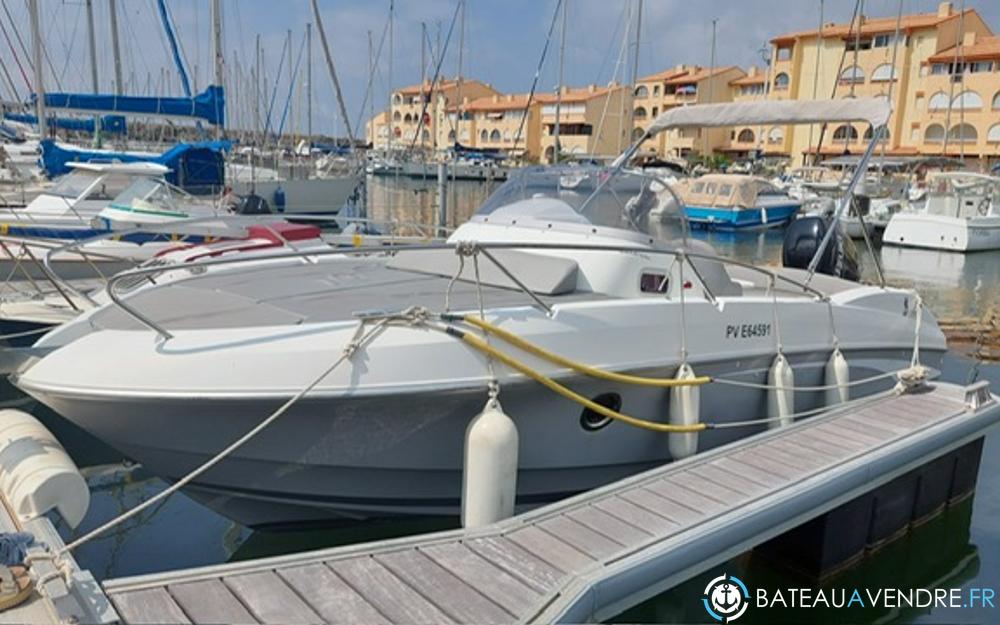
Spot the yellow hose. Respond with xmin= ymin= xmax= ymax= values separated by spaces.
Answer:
xmin=449 ymin=314 xmax=711 ymax=388
xmin=447 ymin=326 xmax=709 ymax=433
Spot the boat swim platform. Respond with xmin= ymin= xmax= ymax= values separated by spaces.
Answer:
xmin=93 ymin=380 xmax=1000 ymax=625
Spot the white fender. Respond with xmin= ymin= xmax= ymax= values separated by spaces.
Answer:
xmin=462 ymin=398 xmax=518 ymax=528
xmin=768 ymin=354 xmax=795 ymax=429
xmin=668 ymin=363 xmax=700 ymax=461
xmin=0 ymin=409 xmax=89 ymax=528
xmin=824 ymin=348 xmax=850 ymax=406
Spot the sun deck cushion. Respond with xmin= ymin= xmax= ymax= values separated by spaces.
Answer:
xmin=386 ymin=248 xmax=579 ymax=295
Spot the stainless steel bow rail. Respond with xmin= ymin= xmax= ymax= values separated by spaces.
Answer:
xmin=9 ymin=379 xmax=985 ymax=625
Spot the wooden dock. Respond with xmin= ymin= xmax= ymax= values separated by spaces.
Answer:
xmin=96 ymin=380 xmax=1000 ymax=624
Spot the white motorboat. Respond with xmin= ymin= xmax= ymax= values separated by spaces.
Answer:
xmin=12 ymin=98 xmax=946 ymax=527
xmin=883 ymin=172 xmax=1000 ymax=252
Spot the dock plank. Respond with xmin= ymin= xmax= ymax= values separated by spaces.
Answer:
xmin=506 ymin=525 xmax=596 ymax=573
xmin=619 ymin=486 xmax=704 ymax=525
xmin=168 ymin=579 xmax=256 ymax=624
xmin=465 ymin=536 xmax=564 ymax=592
xmin=278 ymin=563 xmax=390 ymax=624
xmin=689 ymin=463 xmax=770 ymax=496
xmin=646 ymin=477 xmax=729 ymax=513
xmin=591 ymin=496 xmax=681 ymax=535
xmin=111 ymin=588 xmax=190 ymax=625
xmin=420 ymin=542 xmax=539 ymax=617
xmin=537 ymin=515 xmax=625 ymax=559
xmin=376 ymin=549 xmax=512 ymax=624
xmin=332 ymin=556 xmax=455 ymax=624
xmin=565 ymin=505 xmax=653 ymax=545
xmin=223 ymin=571 xmax=321 ymax=625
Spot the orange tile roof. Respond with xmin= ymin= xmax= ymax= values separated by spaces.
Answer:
xmin=536 ymin=85 xmax=619 ymax=104
xmin=771 ymin=9 xmax=976 ymax=43
xmin=730 ymin=74 xmax=766 ymax=86
xmin=396 ymin=78 xmax=468 ymax=96
xmin=453 ymin=94 xmax=537 ymax=112
xmin=929 ymin=36 xmax=1000 ymax=62
xmin=637 ymin=68 xmax=691 ymax=83
xmin=662 ymin=66 xmax=742 ymax=85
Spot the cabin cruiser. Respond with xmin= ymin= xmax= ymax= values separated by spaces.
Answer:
xmin=677 ymin=173 xmax=801 ymax=229
xmin=11 ymin=99 xmax=946 ymax=527
xmin=882 ymin=172 xmax=1000 ymax=252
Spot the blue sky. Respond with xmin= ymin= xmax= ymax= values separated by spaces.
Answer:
xmin=17 ymin=0 xmax=1000 ymax=136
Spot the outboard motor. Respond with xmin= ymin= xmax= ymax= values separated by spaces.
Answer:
xmin=236 ymin=193 xmax=272 ymax=215
xmin=782 ymin=216 xmax=859 ymax=281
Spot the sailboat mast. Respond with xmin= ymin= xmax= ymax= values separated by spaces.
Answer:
xmin=212 ymin=0 xmax=223 ymax=137
xmin=108 ymin=0 xmax=124 ymax=93
xmin=309 ymin=0 xmax=355 ymax=146
xmin=705 ymin=17 xmax=716 ymax=156
xmin=388 ymin=0 xmax=394 ymax=154
xmin=553 ymin=0 xmax=567 ymax=163
xmin=27 ymin=0 xmax=46 ymax=137
xmin=627 ymin=0 xmax=642 ymax=137
xmin=85 ymin=0 xmax=101 ymax=143
xmin=307 ymin=23 xmax=313 ymax=141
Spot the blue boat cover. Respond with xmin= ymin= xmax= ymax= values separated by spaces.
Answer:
xmin=40 ymin=139 xmax=232 ymax=194
xmin=36 ymin=85 xmax=225 ymax=127
xmin=4 ymin=112 xmax=127 ymax=134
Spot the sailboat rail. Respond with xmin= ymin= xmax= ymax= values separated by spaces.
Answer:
xmin=102 ymin=238 xmax=831 ymax=341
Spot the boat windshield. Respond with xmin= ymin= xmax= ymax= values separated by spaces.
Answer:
xmin=475 ymin=166 xmax=668 ymax=235
xmin=48 ymin=170 xmax=99 ymax=199
xmin=111 ymin=177 xmax=180 ymax=211
xmin=929 ymin=174 xmax=1000 ymax=198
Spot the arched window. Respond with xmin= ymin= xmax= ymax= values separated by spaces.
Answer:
xmin=863 ymin=126 xmax=890 ymax=141
xmin=948 ymin=123 xmax=978 ymax=143
xmin=871 ymin=64 xmax=897 ymax=82
xmin=392 ymin=111 xmax=401 ymax=122
xmin=839 ymin=65 xmax=865 ymax=84
xmin=634 ymin=85 xmax=649 ymax=98
xmin=994 ymin=91 xmax=1000 ymax=109
xmin=490 ymin=129 xmax=501 ymax=142
xmin=631 ymin=127 xmax=645 ymax=141
xmin=988 ymin=124 xmax=1000 ymax=143
xmin=767 ymin=127 xmax=784 ymax=144
xmin=544 ymin=146 xmax=555 ymax=162
xmin=952 ymin=90 xmax=983 ymax=110
xmin=928 ymin=91 xmax=950 ymax=110
xmin=634 ymin=106 xmax=647 ymax=120
xmin=403 ymin=113 xmax=413 ymax=123
xmin=923 ymin=124 xmax=945 ymax=143
xmin=773 ymin=72 xmax=790 ymax=90
xmin=832 ymin=124 xmax=859 ymax=143
xmin=480 ymin=129 xmax=488 ymax=142
xmin=421 ymin=129 xmax=430 ymax=141
xmin=737 ymin=128 xmax=755 ymax=143
xmin=392 ymin=93 xmax=402 ymax=104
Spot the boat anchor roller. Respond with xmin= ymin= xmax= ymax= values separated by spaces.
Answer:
xmin=462 ymin=396 xmax=518 ymax=528
xmin=825 ymin=348 xmax=850 ymax=406
xmin=0 ymin=410 xmax=89 ymax=528
xmin=668 ymin=363 xmax=700 ymax=460
xmin=767 ymin=354 xmax=795 ymax=429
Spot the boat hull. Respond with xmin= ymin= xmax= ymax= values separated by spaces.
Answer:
xmin=685 ymin=203 xmax=800 ymax=230
xmin=883 ymin=213 xmax=1000 ymax=252
xmin=19 ymin=346 xmax=941 ymax=527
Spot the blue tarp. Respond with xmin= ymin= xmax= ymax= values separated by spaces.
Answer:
xmin=4 ymin=112 xmax=127 ymax=134
xmin=39 ymin=139 xmax=232 ymax=194
xmin=36 ymin=85 xmax=225 ymax=127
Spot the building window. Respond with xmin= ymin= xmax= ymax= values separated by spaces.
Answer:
xmin=737 ymin=128 xmax=755 ymax=143
xmin=928 ymin=91 xmax=950 ymax=110
xmin=448 ymin=129 xmax=456 ymax=141
xmin=873 ymin=33 xmax=899 ymax=48
xmin=988 ymin=124 xmax=1000 ymax=143
xmin=776 ymin=46 xmax=792 ymax=61
xmin=923 ymin=124 xmax=945 ymax=143
xmin=871 ymin=64 xmax=897 ymax=82
xmin=839 ymin=65 xmax=865 ymax=84
xmin=632 ymin=127 xmax=645 ymax=141
xmin=392 ymin=93 xmax=402 ymax=104
xmin=846 ymin=37 xmax=872 ymax=52
xmin=480 ymin=129 xmax=488 ymax=142
xmin=634 ymin=106 xmax=647 ymax=120
xmin=652 ymin=106 xmax=659 ymax=116
xmin=653 ymin=85 xmax=661 ymax=96
xmin=948 ymin=123 xmax=978 ymax=143
xmin=952 ymin=90 xmax=983 ymax=110
xmin=863 ymin=126 xmax=889 ymax=142
xmin=930 ymin=63 xmax=948 ymax=75
xmin=832 ymin=124 xmax=859 ymax=143
xmin=392 ymin=111 xmax=401 ymax=122
xmin=773 ymin=72 xmax=790 ymax=91
xmin=767 ymin=127 xmax=784 ymax=144
xmin=994 ymin=91 xmax=1000 ymax=109
xmin=490 ymin=129 xmax=501 ymax=142
xmin=634 ymin=85 xmax=649 ymax=98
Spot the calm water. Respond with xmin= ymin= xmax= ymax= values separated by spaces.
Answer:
xmin=23 ymin=176 xmax=1000 ymax=623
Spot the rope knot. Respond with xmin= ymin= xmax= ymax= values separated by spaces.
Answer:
xmin=455 ymin=241 xmax=479 ymax=257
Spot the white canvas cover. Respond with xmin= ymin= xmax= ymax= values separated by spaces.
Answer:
xmin=646 ymin=98 xmax=892 ymax=136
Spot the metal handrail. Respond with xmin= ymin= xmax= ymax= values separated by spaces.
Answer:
xmin=103 ymin=239 xmax=833 ymax=341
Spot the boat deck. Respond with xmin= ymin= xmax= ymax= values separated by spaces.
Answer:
xmin=99 ymin=380 xmax=1000 ymax=624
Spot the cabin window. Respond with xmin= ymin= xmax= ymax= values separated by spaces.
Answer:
xmin=84 ymin=173 xmax=132 ymax=201
xmin=717 ymin=184 xmax=734 ymax=197
xmin=692 ymin=182 xmax=705 ymax=193
xmin=704 ymin=183 xmax=717 ymax=195
xmin=640 ymin=272 xmax=668 ymax=294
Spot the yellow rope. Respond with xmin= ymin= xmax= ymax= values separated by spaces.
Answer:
xmin=451 ymin=314 xmax=711 ymax=388
xmin=447 ymin=326 xmax=708 ymax=433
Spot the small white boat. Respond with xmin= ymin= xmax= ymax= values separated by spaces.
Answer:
xmin=883 ymin=172 xmax=1000 ymax=252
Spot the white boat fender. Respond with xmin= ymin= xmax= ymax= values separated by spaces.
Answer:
xmin=461 ymin=398 xmax=518 ymax=528
xmin=824 ymin=348 xmax=850 ymax=406
xmin=668 ymin=363 xmax=700 ymax=461
xmin=768 ymin=354 xmax=795 ymax=429
xmin=0 ymin=410 xmax=89 ymax=529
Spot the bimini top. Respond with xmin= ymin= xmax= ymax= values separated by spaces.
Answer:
xmin=676 ymin=174 xmax=785 ymax=209
xmin=645 ymin=98 xmax=892 ymax=135
xmin=66 ymin=161 xmax=171 ymax=176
